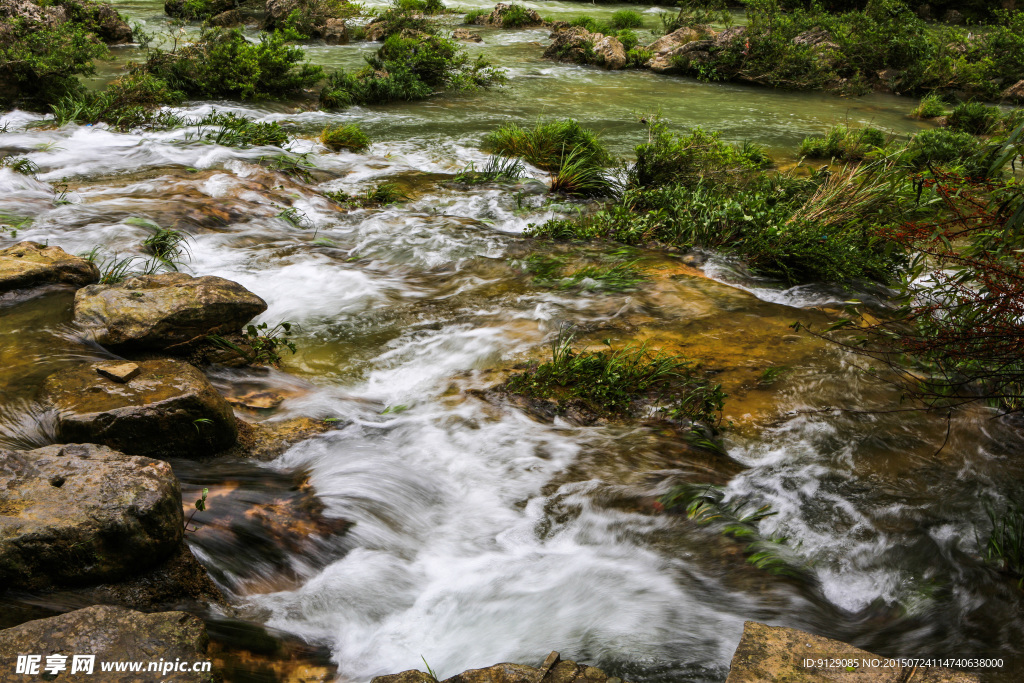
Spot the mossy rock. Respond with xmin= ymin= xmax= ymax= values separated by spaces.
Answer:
xmin=73 ymin=272 xmax=267 ymax=352
xmin=0 ymin=443 xmax=183 ymax=590
xmin=0 ymin=242 xmax=100 ymax=294
xmin=41 ymin=359 xmax=238 ymax=458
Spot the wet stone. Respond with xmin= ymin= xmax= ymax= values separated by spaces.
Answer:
xmin=0 ymin=242 xmax=99 ymax=294
xmin=95 ymin=361 xmax=140 ymax=383
xmin=0 ymin=605 xmax=213 ymax=682
xmin=73 ymin=272 xmax=267 ymax=353
xmin=0 ymin=444 xmax=183 ymax=590
xmin=42 ymin=359 xmax=238 ymax=459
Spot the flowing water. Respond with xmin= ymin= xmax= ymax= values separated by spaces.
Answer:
xmin=2 ymin=2 xmax=1023 ymax=681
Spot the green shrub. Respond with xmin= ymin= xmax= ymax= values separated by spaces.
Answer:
xmin=626 ymin=46 xmax=652 ymax=68
xmin=0 ymin=17 xmax=109 ymax=110
xmin=320 ymin=123 xmax=370 ymax=151
xmin=482 ymin=118 xmax=611 ymax=172
xmin=616 ymin=29 xmax=639 ymax=52
xmin=143 ymin=28 xmax=324 ymax=100
xmin=908 ymin=128 xmax=982 ymax=167
xmin=610 ymin=9 xmax=644 ymax=29
xmin=947 ymin=101 xmax=1001 ymax=135
xmin=324 ymin=181 xmax=406 ymax=207
xmin=368 ymin=8 xmax=432 ymax=38
xmin=630 ymin=121 xmax=770 ymax=190
xmin=392 ymin=0 xmax=445 ymax=14
xmin=463 ymin=9 xmax=486 ymax=23
xmin=320 ymin=32 xmax=503 ymax=109
xmin=911 ymin=93 xmax=947 ymax=119
xmin=51 ymin=72 xmax=185 ymax=128
xmin=569 ymin=15 xmax=612 ymax=35
xmin=799 ymin=125 xmax=888 ymax=161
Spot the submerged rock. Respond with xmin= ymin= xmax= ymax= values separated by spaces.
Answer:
xmin=453 ymin=27 xmax=483 ymax=42
xmin=0 ymin=444 xmax=182 ymax=590
xmin=373 ymin=652 xmax=632 ymax=683
xmin=0 ymin=242 xmax=99 ymax=294
xmin=73 ymin=272 xmax=267 ymax=352
xmin=726 ymin=621 xmax=980 ymax=682
xmin=42 ymin=359 xmax=238 ymax=458
xmin=0 ymin=605 xmax=214 ymax=682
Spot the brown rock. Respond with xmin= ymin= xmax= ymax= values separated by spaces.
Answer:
xmin=0 ymin=242 xmax=99 ymax=294
xmin=453 ymin=27 xmax=482 ymax=42
xmin=95 ymin=361 xmax=141 ymax=383
xmin=73 ymin=272 xmax=267 ymax=352
xmin=472 ymin=2 xmax=543 ymax=28
xmin=592 ymin=34 xmax=626 ymax=70
xmin=373 ymin=656 xmax=631 ymax=683
xmin=645 ymin=26 xmax=702 ymax=56
xmin=208 ymin=8 xmax=243 ymax=25
xmin=1002 ymin=79 xmax=1024 ymax=103
xmin=323 ymin=17 xmax=347 ymax=44
xmin=725 ymin=621 xmax=980 ymax=683
xmin=42 ymin=358 xmax=238 ymax=458
xmin=0 ymin=606 xmax=214 ymax=682
xmin=0 ymin=443 xmax=183 ymax=590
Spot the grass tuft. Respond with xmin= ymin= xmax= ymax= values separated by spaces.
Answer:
xmin=320 ymin=123 xmax=371 ymax=152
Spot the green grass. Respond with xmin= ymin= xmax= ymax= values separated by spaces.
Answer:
xmin=947 ymin=101 xmax=1001 ymax=135
xmin=320 ymin=123 xmax=370 ymax=152
xmin=496 ymin=4 xmax=536 ymax=28
xmin=984 ymin=499 xmax=1024 ymax=588
xmin=549 ymin=145 xmax=617 ymax=197
xmin=464 ymin=9 xmax=486 ymax=23
xmin=189 ymin=111 xmax=289 ymax=147
xmin=453 ymin=155 xmax=525 ymax=184
xmin=482 ymin=118 xmax=611 ymax=172
xmin=610 ymin=9 xmax=644 ymax=29
xmin=504 ymin=326 xmax=724 ymax=423
xmin=518 ymin=253 xmax=646 ymax=292
xmin=910 ymin=93 xmax=947 ymax=119
xmin=0 ymin=156 xmax=39 ymax=177
xmin=128 ymin=217 xmax=192 ymax=270
xmin=324 ymin=182 xmax=406 ymax=208
xmin=799 ymin=125 xmax=889 ymax=161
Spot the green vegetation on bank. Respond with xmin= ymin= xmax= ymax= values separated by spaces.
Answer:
xmin=665 ymin=0 xmax=1024 ymax=100
xmin=503 ymin=326 xmax=725 ymax=425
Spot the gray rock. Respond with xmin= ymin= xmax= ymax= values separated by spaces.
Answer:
xmin=0 ymin=444 xmax=182 ymax=590
xmin=592 ymin=34 xmax=626 ymax=70
xmin=0 ymin=242 xmax=99 ymax=294
xmin=0 ymin=605 xmax=214 ymax=682
xmin=73 ymin=272 xmax=267 ymax=352
xmin=372 ymin=654 xmax=631 ymax=683
xmin=42 ymin=359 xmax=238 ymax=458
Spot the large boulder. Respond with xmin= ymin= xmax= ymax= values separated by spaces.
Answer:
xmin=725 ymin=621 xmax=980 ymax=683
xmin=0 ymin=443 xmax=182 ymax=590
xmin=41 ymin=359 xmax=238 ymax=458
xmin=73 ymin=272 xmax=267 ymax=352
xmin=0 ymin=242 xmax=99 ymax=294
xmin=544 ymin=26 xmax=626 ymax=70
xmin=0 ymin=605 xmax=214 ymax=682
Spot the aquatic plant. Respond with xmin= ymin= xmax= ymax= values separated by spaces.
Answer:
xmin=657 ymin=483 xmax=810 ymax=579
xmin=549 ymin=145 xmax=617 ymax=197
xmin=463 ymin=9 xmax=486 ymax=24
xmin=184 ymin=487 xmax=208 ymax=533
xmin=190 ymin=111 xmax=290 ymax=148
xmin=984 ymin=499 xmax=1024 ymax=588
xmin=504 ymin=325 xmax=724 ymax=424
xmin=0 ymin=156 xmax=39 ymax=177
xmin=947 ymin=102 xmax=1001 ymax=136
xmin=143 ymin=28 xmax=324 ymax=100
xmin=259 ymin=152 xmax=317 ymax=183
xmin=482 ymin=118 xmax=611 ymax=172
xmin=51 ymin=72 xmax=185 ymax=129
xmin=453 ymin=155 xmax=525 ymax=184
xmin=324 ymin=182 xmax=406 ymax=208
xmin=128 ymin=217 xmax=192 ymax=270
xmin=81 ymin=248 xmax=171 ymax=284
xmin=243 ymin=321 xmax=299 ymax=366
xmin=320 ymin=123 xmax=371 ymax=152
xmin=518 ymin=253 xmax=646 ymax=292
